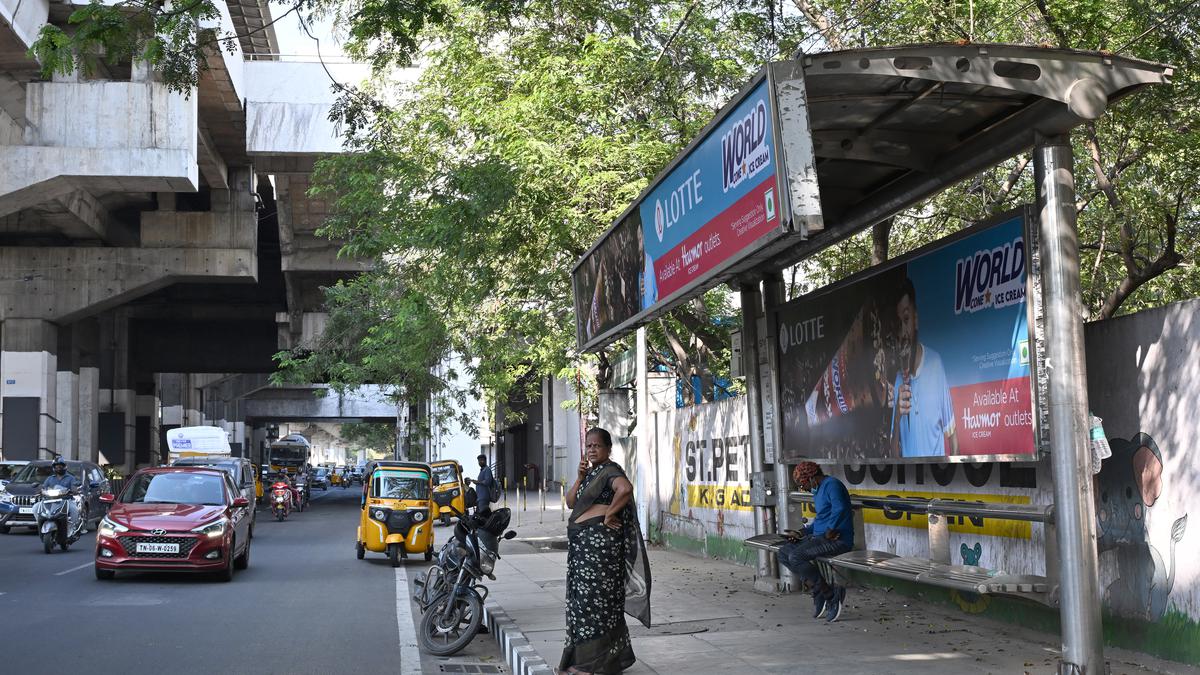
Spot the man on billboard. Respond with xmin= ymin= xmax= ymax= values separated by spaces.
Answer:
xmin=889 ymin=278 xmax=959 ymax=457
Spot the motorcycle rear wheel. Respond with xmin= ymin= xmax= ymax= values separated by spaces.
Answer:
xmin=418 ymin=592 xmax=482 ymax=656
xmin=42 ymin=532 xmax=54 ymax=554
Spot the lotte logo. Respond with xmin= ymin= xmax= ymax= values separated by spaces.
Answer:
xmin=654 ymin=201 xmax=665 ymax=243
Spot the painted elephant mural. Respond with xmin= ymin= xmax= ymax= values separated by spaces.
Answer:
xmin=1095 ymin=432 xmax=1189 ymax=621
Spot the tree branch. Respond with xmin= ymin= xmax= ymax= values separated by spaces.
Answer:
xmin=791 ymin=0 xmax=845 ymax=50
xmin=870 ymin=217 xmax=892 ymax=265
xmin=1034 ymin=0 xmax=1072 ymax=48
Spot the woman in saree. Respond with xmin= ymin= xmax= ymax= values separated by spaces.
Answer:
xmin=560 ymin=428 xmax=651 ymax=675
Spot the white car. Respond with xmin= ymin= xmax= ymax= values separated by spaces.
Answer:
xmin=0 ymin=460 xmax=29 ymax=489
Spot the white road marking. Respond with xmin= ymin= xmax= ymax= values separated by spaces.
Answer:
xmin=395 ymin=566 xmax=423 ymax=675
xmin=54 ymin=562 xmax=93 ymax=576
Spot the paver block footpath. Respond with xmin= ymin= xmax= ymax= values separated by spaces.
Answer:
xmin=480 ymin=524 xmax=1200 ymax=675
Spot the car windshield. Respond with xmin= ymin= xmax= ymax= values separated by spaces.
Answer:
xmin=433 ymin=464 xmax=458 ymax=484
xmin=11 ymin=464 xmax=66 ymax=483
xmin=372 ymin=471 xmax=429 ymax=500
xmin=0 ymin=465 xmax=23 ymax=480
xmin=122 ymin=472 xmax=226 ymax=505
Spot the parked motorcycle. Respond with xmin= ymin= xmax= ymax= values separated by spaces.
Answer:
xmin=270 ymin=483 xmax=292 ymax=521
xmin=414 ymin=506 xmax=516 ymax=656
xmin=33 ymin=486 xmax=84 ymax=554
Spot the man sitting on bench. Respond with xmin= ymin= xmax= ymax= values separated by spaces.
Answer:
xmin=779 ymin=461 xmax=854 ymax=623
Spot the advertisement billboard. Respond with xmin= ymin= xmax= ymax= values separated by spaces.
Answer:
xmin=639 ymin=78 xmax=782 ymax=305
xmin=573 ymin=212 xmax=646 ymax=347
xmin=572 ymin=62 xmax=821 ymax=351
xmin=776 ymin=209 xmax=1039 ymax=463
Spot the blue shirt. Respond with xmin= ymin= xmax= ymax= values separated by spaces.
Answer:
xmin=42 ymin=472 xmax=80 ymax=491
xmin=892 ymin=344 xmax=955 ymax=458
xmin=803 ymin=476 xmax=854 ymax=547
xmin=475 ymin=466 xmax=495 ymax=506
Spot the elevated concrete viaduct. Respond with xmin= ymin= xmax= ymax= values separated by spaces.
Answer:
xmin=0 ymin=0 xmax=375 ymax=474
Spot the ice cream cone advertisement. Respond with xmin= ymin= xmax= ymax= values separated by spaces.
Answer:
xmin=776 ymin=208 xmax=1038 ymax=463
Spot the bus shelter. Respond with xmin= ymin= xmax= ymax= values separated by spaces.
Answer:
xmin=571 ymin=44 xmax=1172 ymax=673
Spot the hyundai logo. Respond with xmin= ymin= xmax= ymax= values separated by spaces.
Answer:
xmin=151 ymin=529 xmax=166 ymax=536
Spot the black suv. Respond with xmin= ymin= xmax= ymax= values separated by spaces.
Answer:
xmin=0 ymin=460 xmax=109 ymax=534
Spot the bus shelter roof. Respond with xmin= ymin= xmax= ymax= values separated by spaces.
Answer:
xmin=763 ymin=43 xmax=1172 ymax=271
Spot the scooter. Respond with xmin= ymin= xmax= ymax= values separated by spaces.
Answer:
xmin=295 ymin=476 xmax=310 ymax=511
xmin=33 ymin=486 xmax=84 ymax=554
xmin=270 ymin=484 xmax=292 ymax=521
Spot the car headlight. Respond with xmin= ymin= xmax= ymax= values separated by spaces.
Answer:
xmin=97 ymin=516 xmax=129 ymax=537
xmin=0 ymin=490 xmax=11 ymax=503
xmin=191 ymin=519 xmax=228 ymax=538
xmin=373 ymin=510 xmax=387 ymax=521
xmin=452 ymin=489 xmax=460 ymax=497
xmin=413 ymin=510 xmax=425 ymax=522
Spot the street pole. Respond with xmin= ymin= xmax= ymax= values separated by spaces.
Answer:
xmin=740 ymin=282 xmax=778 ymax=590
xmin=762 ymin=272 xmax=797 ymax=590
xmin=1035 ymin=136 xmax=1105 ymax=674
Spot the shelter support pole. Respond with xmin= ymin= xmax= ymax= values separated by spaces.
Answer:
xmin=1035 ymin=136 xmax=1105 ymax=674
xmin=740 ymin=282 xmax=778 ymax=590
xmin=763 ymin=273 xmax=797 ymax=590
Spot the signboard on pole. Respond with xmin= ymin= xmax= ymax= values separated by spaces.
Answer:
xmin=774 ymin=208 xmax=1041 ymax=463
xmin=572 ymin=62 xmax=821 ymax=351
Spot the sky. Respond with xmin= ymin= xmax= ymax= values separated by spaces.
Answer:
xmin=272 ymin=7 xmax=345 ymax=59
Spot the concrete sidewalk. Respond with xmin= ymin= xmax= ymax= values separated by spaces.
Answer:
xmin=486 ymin=508 xmax=1198 ymax=675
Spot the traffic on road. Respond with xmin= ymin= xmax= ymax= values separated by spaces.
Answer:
xmin=0 ymin=430 xmax=509 ymax=674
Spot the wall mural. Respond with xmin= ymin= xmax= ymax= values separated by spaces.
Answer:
xmin=1096 ymin=433 xmax=1188 ymax=621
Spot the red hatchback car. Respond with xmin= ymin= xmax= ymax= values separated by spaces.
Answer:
xmin=94 ymin=466 xmax=252 ymax=581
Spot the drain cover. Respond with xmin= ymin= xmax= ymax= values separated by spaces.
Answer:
xmin=437 ymin=665 xmax=506 ymax=673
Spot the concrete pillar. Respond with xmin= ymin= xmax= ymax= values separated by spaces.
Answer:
xmin=1 ymin=319 xmax=59 ymax=460
xmin=135 ymin=393 xmax=158 ymax=467
xmin=78 ymin=367 xmax=100 ymax=463
xmin=55 ymin=371 xmax=79 ymax=459
xmin=98 ymin=312 xmax=134 ymax=471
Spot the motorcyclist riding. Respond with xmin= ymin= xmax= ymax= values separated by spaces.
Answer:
xmin=42 ymin=457 xmax=80 ymax=491
xmin=40 ymin=457 xmax=82 ymax=536
xmin=271 ymin=472 xmax=300 ymax=509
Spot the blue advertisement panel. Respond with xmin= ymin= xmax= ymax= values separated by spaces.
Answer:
xmin=639 ymin=78 xmax=781 ymax=306
xmin=776 ymin=211 xmax=1036 ymax=462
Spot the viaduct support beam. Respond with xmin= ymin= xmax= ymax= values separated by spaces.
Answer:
xmin=1035 ymin=136 xmax=1104 ymax=673
xmin=740 ymin=282 xmax=777 ymax=591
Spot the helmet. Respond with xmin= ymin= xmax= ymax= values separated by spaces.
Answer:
xmin=51 ymin=456 xmax=67 ymax=468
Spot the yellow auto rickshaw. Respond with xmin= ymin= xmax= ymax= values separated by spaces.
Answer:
xmin=356 ymin=461 xmax=437 ymax=566
xmin=430 ymin=460 xmax=466 ymax=526
xmin=251 ymin=463 xmax=264 ymax=502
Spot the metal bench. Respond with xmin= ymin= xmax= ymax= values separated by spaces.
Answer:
xmin=743 ymin=493 xmax=1057 ymax=606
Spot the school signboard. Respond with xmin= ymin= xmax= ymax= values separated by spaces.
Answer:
xmin=573 ymin=62 xmax=821 ymax=351
xmin=775 ymin=208 xmax=1043 ymax=463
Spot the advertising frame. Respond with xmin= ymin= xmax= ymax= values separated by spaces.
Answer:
xmin=774 ymin=205 xmax=1049 ymax=465
xmin=572 ymin=61 xmax=820 ymax=353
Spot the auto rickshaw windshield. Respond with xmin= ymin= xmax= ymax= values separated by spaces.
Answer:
xmin=432 ymin=464 xmax=458 ymax=485
xmin=372 ymin=470 xmax=429 ymax=500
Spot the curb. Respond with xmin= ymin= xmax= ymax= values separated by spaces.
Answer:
xmin=483 ymin=602 xmax=556 ymax=675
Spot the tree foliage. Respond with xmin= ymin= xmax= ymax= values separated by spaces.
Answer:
xmin=40 ymin=0 xmax=1200 ymax=415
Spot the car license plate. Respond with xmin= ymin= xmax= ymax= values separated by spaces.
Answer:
xmin=18 ymin=507 xmax=33 ymax=514
xmin=136 ymin=542 xmax=179 ymax=554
